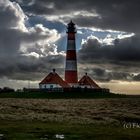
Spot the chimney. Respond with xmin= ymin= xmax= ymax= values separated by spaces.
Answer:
xmin=53 ymin=68 xmax=56 ymax=74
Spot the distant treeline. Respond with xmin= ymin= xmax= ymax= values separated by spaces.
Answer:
xmin=23 ymin=87 xmax=110 ymax=93
xmin=0 ymin=87 xmax=15 ymax=93
xmin=0 ymin=87 xmax=110 ymax=94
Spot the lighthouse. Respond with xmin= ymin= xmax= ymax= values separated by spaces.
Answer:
xmin=39 ymin=21 xmax=109 ymax=93
xmin=65 ymin=21 xmax=78 ymax=86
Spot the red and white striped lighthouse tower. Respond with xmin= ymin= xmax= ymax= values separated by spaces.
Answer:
xmin=65 ymin=21 xmax=78 ymax=85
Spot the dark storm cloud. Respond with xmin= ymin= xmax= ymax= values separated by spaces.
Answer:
xmin=78 ymin=34 xmax=140 ymax=79
xmin=0 ymin=26 xmax=64 ymax=80
xmin=0 ymin=54 xmax=64 ymax=81
xmin=79 ymin=35 xmax=140 ymax=63
xmin=72 ymin=1 xmax=140 ymax=33
xmin=14 ymin=0 xmax=140 ymax=33
xmin=78 ymin=64 xmax=136 ymax=81
xmin=0 ymin=0 xmax=64 ymax=81
xmin=1 ymin=0 xmax=140 ymax=84
xmin=0 ymin=28 xmax=48 ymax=53
xmin=93 ymin=68 xmax=132 ymax=81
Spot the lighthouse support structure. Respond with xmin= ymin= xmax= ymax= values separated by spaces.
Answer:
xmin=65 ymin=21 xmax=78 ymax=86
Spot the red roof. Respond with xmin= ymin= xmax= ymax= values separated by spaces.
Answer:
xmin=78 ymin=74 xmax=100 ymax=88
xmin=39 ymin=71 xmax=69 ymax=88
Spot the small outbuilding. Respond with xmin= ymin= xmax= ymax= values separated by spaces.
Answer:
xmin=39 ymin=69 xmax=69 ymax=89
xmin=78 ymin=73 xmax=100 ymax=89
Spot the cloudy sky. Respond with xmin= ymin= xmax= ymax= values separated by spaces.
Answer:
xmin=0 ymin=0 xmax=140 ymax=94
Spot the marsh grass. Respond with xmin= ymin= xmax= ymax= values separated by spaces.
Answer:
xmin=0 ymin=98 xmax=140 ymax=139
xmin=0 ymin=98 xmax=140 ymax=124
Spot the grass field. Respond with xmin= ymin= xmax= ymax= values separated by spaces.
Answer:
xmin=0 ymin=98 xmax=140 ymax=139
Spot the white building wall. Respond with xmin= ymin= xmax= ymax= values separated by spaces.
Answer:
xmin=69 ymin=83 xmax=79 ymax=87
xmin=39 ymin=84 xmax=62 ymax=89
xmin=79 ymin=85 xmax=95 ymax=88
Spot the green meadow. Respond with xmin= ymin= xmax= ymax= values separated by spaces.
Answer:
xmin=0 ymin=121 xmax=140 ymax=140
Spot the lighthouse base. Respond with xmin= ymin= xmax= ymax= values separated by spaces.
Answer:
xmin=65 ymin=71 xmax=78 ymax=84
